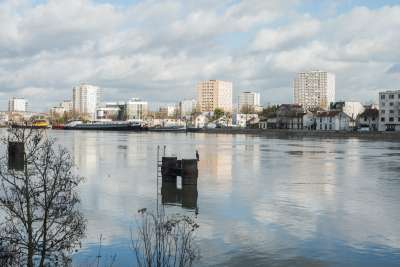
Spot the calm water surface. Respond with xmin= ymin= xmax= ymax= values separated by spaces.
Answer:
xmin=49 ymin=131 xmax=400 ymax=267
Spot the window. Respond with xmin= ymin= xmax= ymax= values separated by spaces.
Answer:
xmin=390 ymin=94 xmax=395 ymax=99
xmin=381 ymin=117 xmax=385 ymax=122
xmin=389 ymin=117 xmax=394 ymax=122
xmin=390 ymin=110 xmax=395 ymax=114
xmin=381 ymin=95 xmax=386 ymax=99
xmin=381 ymin=110 xmax=386 ymax=114
xmin=329 ymin=124 xmax=332 ymax=130
xmin=390 ymin=102 xmax=394 ymax=106
xmin=320 ymin=124 xmax=322 ymax=130
xmin=382 ymin=102 xmax=386 ymax=106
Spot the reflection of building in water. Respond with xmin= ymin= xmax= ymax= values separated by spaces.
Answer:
xmin=71 ymin=132 xmax=97 ymax=175
xmin=161 ymin=181 xmax=198 ymax=211
xmin=198 ymin=146 xmax=232 ymax=183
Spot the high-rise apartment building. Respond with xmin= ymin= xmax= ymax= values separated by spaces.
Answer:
xmin=197 ymin=80 xmax=232 ymax=112
xmin=379 ymin=90 xmax=400 ymax=131
xmin=8 ymin=97 xmax=28 ymax=112
xmin=294 ymin=71 xmax=335 ymax=111
xmin=72 ymin=84 xmax=101 ymax=120
xmin=239 ymin=91 xmax=260 ymax=112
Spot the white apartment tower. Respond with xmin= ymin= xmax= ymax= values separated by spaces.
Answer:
xmin=72 ymin=84 xmax=101 ymax=120
xmin=239 ymin=91 xmax=260 ymax=112
xmin=197 ymin=80 xmax=233 ymax=112
xmin=125 ymin=98 xmax=148 ymax=120
xmin=8 ymin=97 xmax=28 ymax=112
xmin=379 ymin=90 xmax=400 ymax=131
xmin=294 ymin=71 xmax=335 ymax=111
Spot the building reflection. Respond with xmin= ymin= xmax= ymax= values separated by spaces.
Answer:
xmin=161 ymin=180 xmax=198 ymax=213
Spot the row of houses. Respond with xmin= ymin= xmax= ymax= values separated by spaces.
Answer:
xmin=258 ymin=102 xmax=379 ymax=131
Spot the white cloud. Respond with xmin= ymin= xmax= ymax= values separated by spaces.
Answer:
xmin=251 ymin=17 xmax=321 ymax=51
xmin=0 ymin=1 xmax=399 ymax=111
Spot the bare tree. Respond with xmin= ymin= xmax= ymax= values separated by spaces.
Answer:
xmin=132 ymin=209 xmax=199 ymax=267
xmin=0 ymin=128 xmax=86 ymax=267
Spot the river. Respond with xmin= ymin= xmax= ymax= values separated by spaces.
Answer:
xmin=48 ymin=130 xmax=400 ymax=266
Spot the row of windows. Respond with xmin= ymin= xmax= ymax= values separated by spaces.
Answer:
xmin=381 ymin=102 xmax=399 ymax=107
xmin=381 ymin=94 xmax=400 ymax=100
xmin=381 ymin=110 xmax=398 ymax=114
xmin=380 ymin=117 xmax=400 ymax=122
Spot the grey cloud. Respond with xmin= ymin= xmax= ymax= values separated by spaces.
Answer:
xmin=387 ymin=64 xmax=400 ymax=74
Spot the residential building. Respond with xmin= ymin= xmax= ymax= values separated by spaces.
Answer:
xmin=330 ymin=101 xmax=365 ymax=120
xmin=357 ymin=107 xmax=379 ymax=131
xmin=316 ymin=111 xmax=352 ymax=131
xmin=232 ymin=113 xmax=259 ymax=128
xmin=8 ymin=97 xmax=28 ymax=112
xmin=276 ymin=104 xmax=305 ymax=129
xmin=197 ymin=80 xmax=233 ymax=112
xmin=179 ymin=99 xmax=197 ymax=118
xmin=72 ymin=84 xmax=101 ymax=120
xmin=294 ymin=70 xmax=335 ymax=111
xmin=194 ymin=114 xmax=209 ymax=128
xmin=61 ymin=100 xmax=73 ymax=113
xmin=125 ymin=98 xmax=148 ymax=120
xmin=50 ymin=100 xmax=73 ymax=118
xmin=239 ymin=92 xmax=260 ymax=112
xmin=96 ymin=107 xmax=120 ymax=120
xmin=379 ymin=90 xmax=400 ymax=131
xmin=0 ymin=112 xmax=9 ymax=125
xmin=167 ymin=105 xmax=177 ymax=117
xmin=303 ymin=112 xmax=316 ymax=130
xmin=50 ymin=106 xmax=66 ymax=117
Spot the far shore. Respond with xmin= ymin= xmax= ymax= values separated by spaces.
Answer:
xmin=193 ymin=128 xmax=400 ymax=141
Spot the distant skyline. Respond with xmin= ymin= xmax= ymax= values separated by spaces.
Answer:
xmin=0 ymin=0 xmax=399 ymax=111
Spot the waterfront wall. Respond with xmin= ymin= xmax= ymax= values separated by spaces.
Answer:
xmin=195 ymin=128 xmax=400 ymax=141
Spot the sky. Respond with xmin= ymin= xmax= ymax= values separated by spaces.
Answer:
xmin=0 ymin=0 xmax=399 ymax=111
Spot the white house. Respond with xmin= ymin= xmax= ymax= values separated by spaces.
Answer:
xmin=316 ymin=111 xmax=352 ymax=131
xmin=232 ymin=113 xmax=259 ymax=128
xmin=303 ymin=112 xmax=316 ymax=130
xmin=194 ymin=114 xmax=208 ymax=128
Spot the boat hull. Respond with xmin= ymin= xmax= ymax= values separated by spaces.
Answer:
xmin=64 ymin=124 xmax=147 ymax=131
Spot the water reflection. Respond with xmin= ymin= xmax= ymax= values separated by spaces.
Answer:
xmin=43 ymin=131 xmax=400 ymax=267
xmin=161 ymin=181 xmax=198 ymax=211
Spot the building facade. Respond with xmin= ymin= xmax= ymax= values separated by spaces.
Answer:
xmin=72 ymin=84 xmax=101 ymax=120
xmin=125 ymin=98 xmax=148 ymax=120
xmin=239 ymin=92 xmax=260 ymax=112
xmin=316 ymin=111 xmax=351 ymax=131
xmin=379 ymin=90 xmax=400 ymax=131
xmin=330 ymin=101 xmax=365 ymax=120
xmin=8 ymin=97 xmax=28 ymax=112
xmin=197 ymin=80 xmax=232 ymax=112
xmin=61 ymin=100 xmax=73 ymax=113
xmin=294 ymin=71 xmax=335 ymax=111
xmin=232 ymin=113 xmax=259 ymax=128
xmin=179 ymin=99 xmax=197 ymax=118
xmin=357 ymin=107 xmax=379 ymax=131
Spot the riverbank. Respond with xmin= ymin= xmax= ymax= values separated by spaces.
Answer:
xmin=194 ymin=128 xmax=400 ymax=140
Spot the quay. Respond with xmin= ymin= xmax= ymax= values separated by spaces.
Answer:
xmin=190 ymin=128 xmax=400 ymax=140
